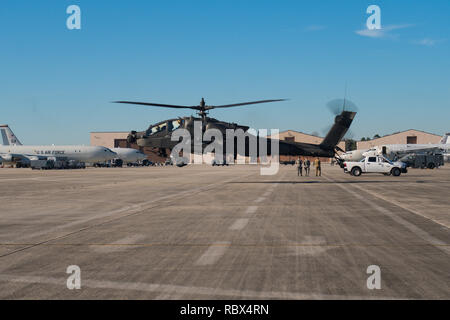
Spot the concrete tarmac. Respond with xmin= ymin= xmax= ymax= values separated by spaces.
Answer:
xmin=0 ymin=164 xmax=449 ymax=299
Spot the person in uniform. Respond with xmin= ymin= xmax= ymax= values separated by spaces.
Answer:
xmin=304 ymin=158 xmax=311 ymax=176
xmin=295 ymin=157 xmax=303 ymax=176
xmin=314 ymin=157 xmax=321 ymax=176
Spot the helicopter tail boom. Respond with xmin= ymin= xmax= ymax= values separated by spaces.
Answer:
xmin=319 ymin=111 xmax=357 ymax=150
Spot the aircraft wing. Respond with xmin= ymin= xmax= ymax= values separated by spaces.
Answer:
xmin=391 ymin=145 xmax=443 ymax=154
xmin=22 ymin=155 xmax=42 ymax=161
xmin=0 ymin=153 xmax=47 ymax=162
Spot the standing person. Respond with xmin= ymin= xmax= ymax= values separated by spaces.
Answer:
xmin=314 ymin=157 xmax=321 ymax=176
xmin=295 ymin=157 xmax=303 ymax=176
xmin=304 ymin=158 xmax=311 ymax=176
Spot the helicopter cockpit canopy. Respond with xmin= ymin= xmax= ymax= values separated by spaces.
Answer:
xmin=146 ymin=119 xmax=182 ymax=136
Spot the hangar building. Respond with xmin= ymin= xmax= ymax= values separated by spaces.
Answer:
xmin=357 ymin=129 xmax=442 ymax=150
xmin=91 ymin=131 xmax=128 ymax=149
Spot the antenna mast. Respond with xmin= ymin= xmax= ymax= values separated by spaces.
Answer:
xmin=343 ymin=82 xmax=348 ymax=112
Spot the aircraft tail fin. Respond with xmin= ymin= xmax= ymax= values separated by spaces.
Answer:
xmin=319 ymin=111 xmax=357 ymax=149
xmin=440 ymin=133 xmax=450 ymax=144
xmin=0 ymin=125 xmax=22 ymax=146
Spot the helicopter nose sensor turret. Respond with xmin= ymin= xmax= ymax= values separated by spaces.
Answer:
xmin=127 ymin=131 xmax=137 ymax=144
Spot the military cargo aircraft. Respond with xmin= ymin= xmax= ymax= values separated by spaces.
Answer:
xmin=0 ymin=125 xmax=117 ymax=166
xmin=111 ymin=147 xmax=147 ymax=164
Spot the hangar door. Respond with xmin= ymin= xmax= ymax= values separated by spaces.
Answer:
xmin=406 ymin=136 xmax=417 ymax=144
xmin=114 ymin=139 xmax=128 ymax=148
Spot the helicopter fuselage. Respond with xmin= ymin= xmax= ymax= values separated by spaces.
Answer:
xmin=129 ymin=116 xmax=249 ymax=148
xmin=128 ymin=116 xmax=335 ymax=159
xmin=117 ymin=97 xmax=356 ymax=161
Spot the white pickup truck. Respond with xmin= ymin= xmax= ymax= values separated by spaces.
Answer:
xmin=343 ymin=155 xmax=407 ymax=176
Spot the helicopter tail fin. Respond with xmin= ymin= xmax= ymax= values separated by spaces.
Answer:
xmin=319 ymin=111 xmax=356 ymax=149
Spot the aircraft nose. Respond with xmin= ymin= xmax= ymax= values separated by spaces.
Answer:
xmin=103 ymin=148 xmax=117 ymax=159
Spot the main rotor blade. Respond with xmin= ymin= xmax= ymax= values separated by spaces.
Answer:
xmin=113 ymin=101 xmax=200 ymax=110
xmin=209 ymin=99 xmax=287 ymax=109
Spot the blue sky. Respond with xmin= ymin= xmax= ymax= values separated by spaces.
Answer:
xmin=1 ymin=0 xmax=449 ymax=144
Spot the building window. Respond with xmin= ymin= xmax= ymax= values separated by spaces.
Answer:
xmin=407 ymin=136 xmax=417 ymax=144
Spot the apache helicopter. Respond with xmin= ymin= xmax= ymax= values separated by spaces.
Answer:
xmin=114 ymin=98 xmax=357 ymax=161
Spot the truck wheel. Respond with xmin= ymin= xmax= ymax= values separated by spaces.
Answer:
xmin=351 ymin=167 xmax=362 ymax=177
xmin=391 ymin=168 xmax=401 ymax=177
xmin=427 ymin=163 xmax=435 ymax=169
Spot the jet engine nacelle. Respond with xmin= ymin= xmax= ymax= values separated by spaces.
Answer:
xmin=1 ymin=154 xmax=13 ymax=162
